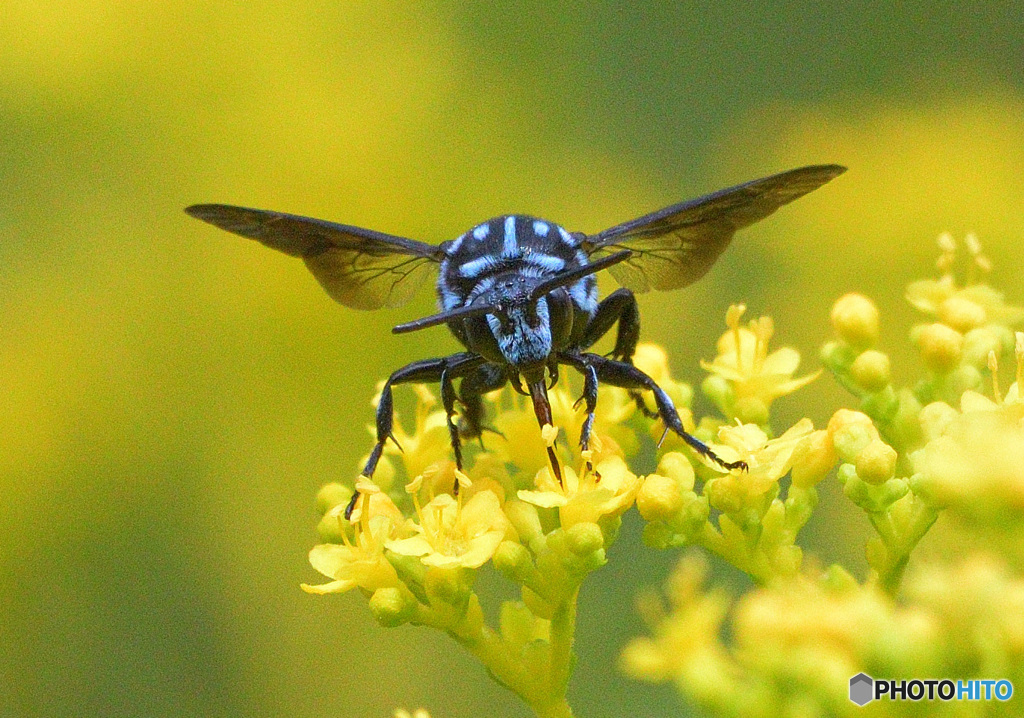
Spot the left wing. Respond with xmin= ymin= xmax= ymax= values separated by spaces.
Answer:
xmin=581 ymin=164 xmax=846 ymax=292
xmin=185 ymin=204 xmax=445 ymax=309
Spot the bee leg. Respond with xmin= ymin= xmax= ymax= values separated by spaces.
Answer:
xmin=457 ymin=363 xmax=508 ymax=446
xmin=576 ymin=288 xmax=657 ymax=419
xmin=345 ymin=352 xmax=484 ymax=519
xmin=574 ymin=363 xmax=599 ymax=475
xmin=578 ymin=288 xmax=640 ymax=359
xmin=440 ymin=366 xmax=464 ymax=495
xmin=568 ymin=352 xmax=747 ymax=473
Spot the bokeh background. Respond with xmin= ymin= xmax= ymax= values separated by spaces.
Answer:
xmin=3 ymin=2 xmax=1024 ymax=717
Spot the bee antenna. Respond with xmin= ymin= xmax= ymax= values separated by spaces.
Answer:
xmin=392 ymin=302 xmax=500 ymax=334
xmin=528 ymin=250 xmax=632 ymax=301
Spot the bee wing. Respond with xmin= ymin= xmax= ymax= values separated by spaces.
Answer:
xmin=581 ymin=164 xmax=846 ymax=292
xmin=186 ymin=204 xmax=445 ymax=310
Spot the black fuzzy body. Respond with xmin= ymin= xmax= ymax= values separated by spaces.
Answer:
xmin=438 ymin=215 xmax=597 ymax=379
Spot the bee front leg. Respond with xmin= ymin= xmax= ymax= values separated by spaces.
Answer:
xmin=345 ymin=352 xmax=484 ymax=518
xmin=557 ymin=353 xmax=599 ymax=475
xmin=440 ymin=366 xmax=464 ymax=494
xmin=457 ymin=363 xmax=508 ymax=445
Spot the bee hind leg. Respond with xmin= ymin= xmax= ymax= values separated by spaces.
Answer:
xmin=565 ymin=352 xmax=747 ymax=473
xmin=575 ymin=289 xmax=657 ymax=419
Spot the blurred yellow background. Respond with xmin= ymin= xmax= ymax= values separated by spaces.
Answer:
xmin=2 ymin=3 xmax=1023 ymax=717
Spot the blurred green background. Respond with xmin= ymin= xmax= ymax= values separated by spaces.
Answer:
xmin=3 ymin=2 xmax=1023 ymax=717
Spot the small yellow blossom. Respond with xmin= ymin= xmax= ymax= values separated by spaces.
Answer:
xmin=703 ymin=420 xmax=815 ymax=509
xmin=491 ymin=383 xmax=628 ymax=481
xmin=620 ymin=554 xmax=735 ymax=689
xmin=302 ymin=491 xmax=406 ymax=595
xmin=633 ymin=343 xmax=693 ymax=411
xmin=636 ymin=453 xmax=695 ymax=522
xmin=732 ymin=572 xmax=936 ymax=696
xmin=518 ymin=455 xmax=641 ymax=528
xmin=911 ymin=388 xmax=1024 ymax=516
xmin=830 ymin=293 xmax=880 ymax=349
xmin=386 ymin=490 xmax=511 ymax=569
xmin=701 ymin=305 xmax=819 ymax=423
xmin=906 ymin=276 xmax=1024 ymax=333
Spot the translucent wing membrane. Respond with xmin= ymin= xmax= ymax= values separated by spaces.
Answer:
xmin=582 ymin=164 xmax=846 ymax=292
xmin=185 ymin=204 xmax=444 ymax=309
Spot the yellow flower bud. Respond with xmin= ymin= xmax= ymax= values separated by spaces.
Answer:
xmin=565 ymin=522 xmax=605 ymax=556
xmin=914 ymin=322 xmax=963 ymax=373
xmin=938 ymin=295 xmax=987 ymax=332
xmin=657 ymin=452 xmax=696 ymax=492
xmin=917 ymin=401 xmax=958 ymax=442
xmin=424 ymin=566 xmax=472 ymax=606
xmin=831 ymin=293 xmax=879 ymax=349
xmin=636 ymin=473 xmax=686 ymax=522
xmin=316 ymin=511 xmax=347 ymax=543
xmin=855 ymin=438 xmax=897 ymax=485
xmin=850 ymin=350 xmax=891 ymax=391
xmin=790 ymin=430 xmax=836 ymax=489
xmin=632 ymin=343 xmax=671 ymax=381
xmin=493 ymin=540 xmax=534 ymax=582
xmin=503 ymin=499 xmax=544 ymax=545
xmin=733 ymin=396 xmax=769 ymax=426
xmin=828 ymin=410 xmax=878 ymax=463
xmin=369 ymin=454 xmax=396 ymax=492
xmin=961 ymin=327 xmax=1003 ymax=369
xmin=369 ymin=587 xmax=415 ymax=627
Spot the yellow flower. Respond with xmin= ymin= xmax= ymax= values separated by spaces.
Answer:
xmin=490 ymin=383 xmax=631 ymax=483
xmin=701 ymin=305 xmax=819 ymax=424
xmin=620 ymin=554 xmax=736 ymax=689
xmin=704 ymin=420 xmax=815 ymax=511
xmin=732 ymin=572 xmax=934 ymax=694
xmin=517 ymin=454 xmax=641 ymax=527
xmin=633 ymin=342 xmax=693 ymax=413
xmin=386 ymin=489 xmax=511 ymax=569
xmin=906 ymin=276 xmax=1024 ymax=333
xmin=911 ymin=389 xmax=1024 ymax=516
xmin=302 ymin=488 xmax=405 ymax=595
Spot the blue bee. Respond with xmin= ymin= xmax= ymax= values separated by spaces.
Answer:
xmin=187 ymin=164 xmax=845 ymax=516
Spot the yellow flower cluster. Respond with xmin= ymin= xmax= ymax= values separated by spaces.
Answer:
xmin=301 ymin=233 xmax=1023 ymax=718
xmin=701 ymin=304 xmax=820 ymax=426
xmin=303 ymin=348 xmax=686 ymax=718
xmin=623 ymin=234 xmax=1024 ymax=717
xmin=623 ymin=552 xmax=1024 ymax=717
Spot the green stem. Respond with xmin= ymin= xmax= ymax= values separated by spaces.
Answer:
xmin=871 ymin=497 xmax=939 ymax=596
xmin=414 ymin=596 xmax=578 ymax=718
xmin=697 ymin=523 xmax=772 ymax=584
xmin=549 ymin=589 xmax=578 ymax=700
xmin=532 ymin=698 xmax=574 ymax=718
xmin=415 ymin=603 xmax=536 ymax=704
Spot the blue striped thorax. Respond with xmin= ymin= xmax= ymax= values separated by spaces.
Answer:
xmin=438 ymin=215 xmax=598 ymax=379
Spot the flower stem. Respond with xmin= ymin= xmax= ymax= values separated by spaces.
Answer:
xmin=549 ymin=589 xmax=578 ymax=700
xmin=532 ymin=698 xmax=575 ymax=718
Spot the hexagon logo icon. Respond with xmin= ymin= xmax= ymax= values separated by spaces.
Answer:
xmin=849 ymin=673 xmax=874 ymax=706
